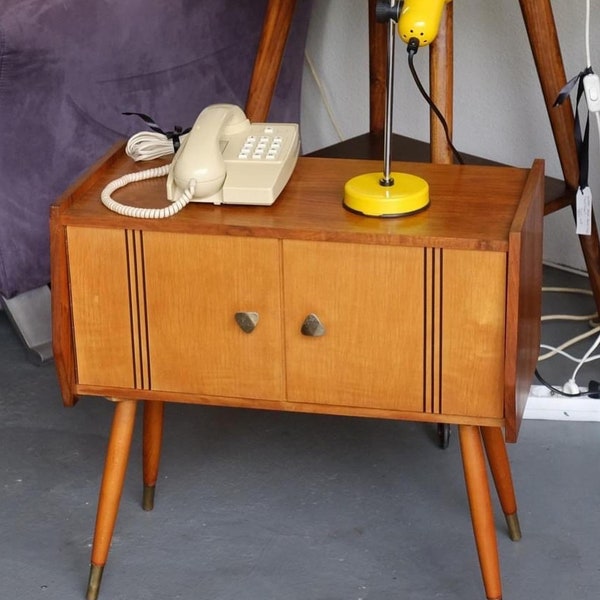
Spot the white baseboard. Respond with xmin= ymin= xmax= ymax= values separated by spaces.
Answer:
xmin=524 ymin=385 xmax=600 ymax=421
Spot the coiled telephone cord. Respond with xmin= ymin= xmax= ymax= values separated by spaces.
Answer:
xmin=100 ymin=164 xmax=196 ymax=219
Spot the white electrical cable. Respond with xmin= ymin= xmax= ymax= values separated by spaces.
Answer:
xmin=541 ymin=312 xmax=597 ymax=322
xmin=538 ymin=284 xmax=600 ymax=363
xmin=583 ymin=0 xmax=600 ymax=155
xmin=592 ymin=0 xmax=600 ymax=158
xmin=539 ymin=343 xmax=600 ymax=365
xmin=586 ymin=0 xmax=592 ymax=68
xmin=539 ymin=286 xmax=597 ymax=324
xmin=572 ymin=329 xmax=600 ymax=381
xmin=538 ymin=324 xmax=600 ymax=361
xmin=304 ymin=50 xmax=345 ymax=142
xmin=125 ymin=131 xmax=186 ymax=161
xmin=100 ymin=164 xmax=196 ymax=219
xmin=542 ymin=286 xmax=594 ymax=296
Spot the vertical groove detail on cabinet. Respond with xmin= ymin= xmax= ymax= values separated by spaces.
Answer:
xmin=424 ymin=248 xmax=443 ymax=415
xmin=436 ymin=250 xmax=444 ymax=415
xmin=125 ymin=230 xmax=151 ymax=391
xmin=423 ymin=249 xmax=432 ymax=413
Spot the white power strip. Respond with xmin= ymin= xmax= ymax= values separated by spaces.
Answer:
xmin=524 ymin=385 xmax=600 ymax=422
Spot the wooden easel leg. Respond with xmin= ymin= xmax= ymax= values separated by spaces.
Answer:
xmin=87 ymin=399 xmax=138 ymax=600
xmin=481 ymin=427 xmax=522 ymax=541
xmin=142 ymin=400 xmax=165 ymax=511
xmin=459 ymin=425 xmax=503 ymax=600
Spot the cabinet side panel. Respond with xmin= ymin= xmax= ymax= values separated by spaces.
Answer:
xmin=67 ymin=227 xmax=134 ymax=388
xmin=441 ymin=250 xmax=506 ymax=419
xmin=505 ymin=161 xmax=544 ymax=442
xmin=143 ymin=233 xmax=284 ymax=400
xmin=284 ymin=241 xmax=425 ymax=411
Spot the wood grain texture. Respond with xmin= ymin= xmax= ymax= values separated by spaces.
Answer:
xmin=283 ymin=240 xmax=425 ymax=411
xmin=459 ymin=425 xmax=503 ymax=600
xmin=440 ymin=249 xmax=506 ymax=420
xmin=90 ymin=399 xmax=138 ymax=567
xmin=504 ymin=159 xmax=544 ymax=442
xmin=53 ymin=154 xmax=530 ymax=251
xmin=429 ymin=3 xmax=454 ymax=164
xmin=481 ymin=426 xmax=518 ymax=519
xmin=143 ymin=401 xmax=164 ymax=490
xmin=142 ymin=233 xmax=285 ymax=400
xmin=245 ymin=0 xmax=297 ymax=122
xmin=368 ymin=0 xmax=387 ymax=134
xmin=518 ymin=0 xmax=578 ymax=189
xmin=67 ymin=227 xmax=135 ymax=388
xmin=50 ymin=204 xmax=77 ymax=406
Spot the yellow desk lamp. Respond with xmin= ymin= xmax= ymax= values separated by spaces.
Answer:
xmin=343 ymin=0 xmax=451 ymax=217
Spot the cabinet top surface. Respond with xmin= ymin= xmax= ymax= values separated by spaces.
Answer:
xmin=55 ymin=150 xmax=541 ymax=251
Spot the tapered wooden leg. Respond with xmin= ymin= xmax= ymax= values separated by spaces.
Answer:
xmin=459 ymin=425 xmax=503 ymax=600
xmin=481 ymin=427 xmax=521 ymax=541
xmin=142 ymin=400 xmax=165 ymax=511
xmin=87 ymin=399 xmax=138 ymax=600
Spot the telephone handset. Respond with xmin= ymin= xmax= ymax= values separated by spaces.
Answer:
xmin=101 ymin=104 xmax=300 ymax=218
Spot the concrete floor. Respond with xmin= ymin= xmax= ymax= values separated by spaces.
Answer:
xmin=1 ymin=267 xmax=599 ymax=599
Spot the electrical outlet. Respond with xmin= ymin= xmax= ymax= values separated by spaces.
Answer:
xmin=524 ymin=385 xmax=600 ymax=422
xmin=528 ymin=384 xmax=570 ymax=397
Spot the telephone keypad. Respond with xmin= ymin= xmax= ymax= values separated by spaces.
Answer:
xmin=238 ymin=131 xmax=284 ymax=161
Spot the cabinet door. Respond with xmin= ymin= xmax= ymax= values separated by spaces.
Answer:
xmin=67 ymin=227 xmax=134 ymax=388
xmin=283 ymin=241 xmax=425 ymax=411
xmin=143 ymin=233 xmax=284 ymax=400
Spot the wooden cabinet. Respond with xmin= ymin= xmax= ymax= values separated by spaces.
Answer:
xmin=50 ymin=150 xmax=544 ymax=600
xmin=52 ymin=153 xmax=543 ymax=442
xmin=58 ymin=150 xmax=541 ymax=431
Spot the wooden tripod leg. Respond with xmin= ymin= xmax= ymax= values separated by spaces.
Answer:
xmin=245 ymin=0 xmax=297 ymax=122
xmin=142 ymin=400 xmax=165 ymax=511
xmin=481 ymin=427 xmax=521 ymax=541
xmin=519 ymin=0 xmax=600 ymax=314
xmin=429 ymin=1 xmax=453 ymax=164
xmin=87 ymin=400 xmax=138 ymax=600
xmin=459 ymin=425 xmax=503 ymax=600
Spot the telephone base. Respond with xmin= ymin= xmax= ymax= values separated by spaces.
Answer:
xmin=343 ymin=172 xmax=429 ymax=217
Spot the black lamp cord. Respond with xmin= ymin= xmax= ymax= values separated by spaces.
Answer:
xmin=406 ymin=38 xmax=465 ymax=165
xmin=534 ymin=368 xmax=584 ymax=398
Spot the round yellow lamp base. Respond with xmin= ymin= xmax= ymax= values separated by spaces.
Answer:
xmin=343 ymin=172 xmax=429 ymax=217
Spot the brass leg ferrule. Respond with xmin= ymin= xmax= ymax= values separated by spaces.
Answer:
xmin=142 ymin=484 xmax=156 ymax=511
xmin=86 ymin=564 xmax=104 ymax=600
xmin=506 ymin=512 xmax=522 ymax=542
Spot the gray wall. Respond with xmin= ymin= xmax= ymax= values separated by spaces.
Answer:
xmin=300 ymin=0 xmax=600 ymax=272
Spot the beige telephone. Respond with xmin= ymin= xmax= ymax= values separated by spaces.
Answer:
xmin=101 ymin=104 xmax=300 ymax=218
